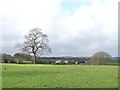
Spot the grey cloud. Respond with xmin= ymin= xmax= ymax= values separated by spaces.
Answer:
xmin=48 ymin=23 xmax=117 ymax=57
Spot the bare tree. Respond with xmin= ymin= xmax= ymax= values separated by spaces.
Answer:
xmin=89 ymin=51 xmax=112 ymax=65
xmin=16 ymin=28 xmax=51 ymax=64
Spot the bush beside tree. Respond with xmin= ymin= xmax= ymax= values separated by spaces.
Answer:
xmin=13 ymin=53 xmax=33 ymax=64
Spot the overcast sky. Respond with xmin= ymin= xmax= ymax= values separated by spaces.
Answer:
xmin=0 ymin=0 xmax=118 ymax=57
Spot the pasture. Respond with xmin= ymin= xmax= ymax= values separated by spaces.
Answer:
xmin=2 ymin=64 xmax=118 ymax=88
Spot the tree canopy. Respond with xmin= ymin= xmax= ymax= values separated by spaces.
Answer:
xmin=16 ymin=28 xmax=51 ymax=64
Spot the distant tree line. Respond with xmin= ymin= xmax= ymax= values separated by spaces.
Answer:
xmin=0 ymin=53 xmax=14 ymax=63
xmin=0 ymin=53 xmax=90 ymax=64
xmin=38 ymin=57 xmax=90 ymax=61
xmin=0 ymin=52 xmax=118 ymax=65
xmin=0 ymin=53 xmax=33 ymax=64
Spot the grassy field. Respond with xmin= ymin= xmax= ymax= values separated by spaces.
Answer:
xmin=2 ymin=64 xmax=118 ymax=88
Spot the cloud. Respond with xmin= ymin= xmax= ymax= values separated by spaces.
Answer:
xmin=0 ymin=0 xmax=60 ymax=55
xmin=50 ymin=0 xmax=118 ymax=56
xmin=0 ymin=0 xmax=118 ymax=56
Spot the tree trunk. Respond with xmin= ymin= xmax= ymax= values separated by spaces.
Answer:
xmin=33 ymin=53 xmax=36 ymax=64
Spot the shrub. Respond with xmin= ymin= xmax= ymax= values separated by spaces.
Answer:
xmin=13 ymin=53 xmax=33 ymax=64
xmin=89 ymin=51 xmax=112 ymax=65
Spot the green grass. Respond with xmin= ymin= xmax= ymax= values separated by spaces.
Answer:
xmin=2 ymin=64 xmax=118 ymax=88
